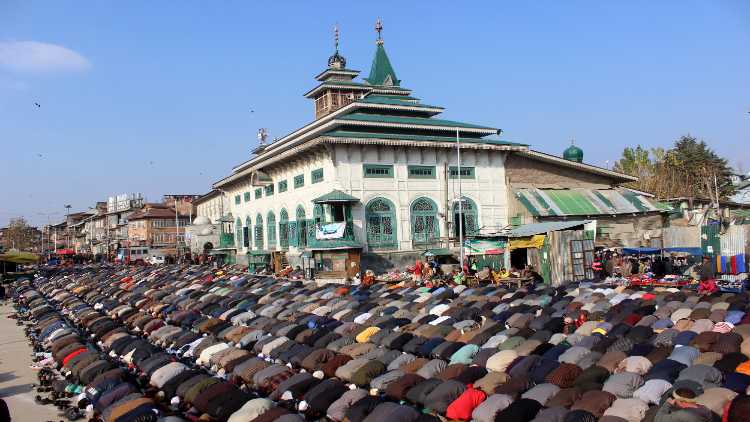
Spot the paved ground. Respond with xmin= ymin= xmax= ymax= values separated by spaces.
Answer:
xmin=0 ymin=302 xmax=63 ymax=422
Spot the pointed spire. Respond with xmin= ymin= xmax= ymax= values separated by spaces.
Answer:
xmin=364 ymin=18 xmax=400 ymax=86
xmin=327 ymin=23 xmax=346 ymax=69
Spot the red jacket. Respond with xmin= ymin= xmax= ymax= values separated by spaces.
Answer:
xmin=446 ymin=384 xmax=487 ymax=421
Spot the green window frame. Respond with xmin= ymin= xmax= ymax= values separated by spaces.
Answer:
xmin=279 ymin=209 xmax=289 ymax=250
xmin=234 ymin=195 xmax=241 ymax=205
xmin=311 ymin=168 xmax=324 ymax=184
xmin=267 ymin=212 xmax=276 ymax=249
xmin=254 ymin=188 xmax=262 ymax=199
xmin=366 ymin=197 xmax=398 ymax=249
xmin=278 ymin=180 xmax=288 ymax=193
xmin=254 ymin=214 xmax=264 ymax=250
xmin=243 ymin=192 xmax=251 ymax=202
xmin=363 ymin=164 xmax=394 ymax=178
xmin=264 ymin=184 xmax=274 ymax=196
xmin=294 ymin=174 xmax=304 ymax=188
xmin=449 ymin=166 xmax=475 ymax=179
xmin=408 ymin=165 xmax=436 ymax=179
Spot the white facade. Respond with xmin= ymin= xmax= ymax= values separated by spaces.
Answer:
xmin=195 ymin=193 xmax=228 ymax=224
xmin=224 ymin=143 xmax=510 ymax=255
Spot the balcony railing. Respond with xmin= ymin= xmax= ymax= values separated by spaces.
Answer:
xmin=305 ymin=220 xmax=357 ymax=249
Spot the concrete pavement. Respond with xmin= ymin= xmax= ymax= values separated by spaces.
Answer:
xmin=0 ymin=302 xmax=63 ymax=422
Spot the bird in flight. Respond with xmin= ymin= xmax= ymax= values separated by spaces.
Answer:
xmin=34 ymin=102 xmax=41 ymax=108
xmin=37 ymin=153 xmax=43 ymax=158
xmin=250 ymin=109 xmax=255 ymax=113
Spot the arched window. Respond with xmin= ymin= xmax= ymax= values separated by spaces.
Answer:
xmin=244 ymin=216 xmax=251 ymax=248
xmin=279 ymin=209 xmax=289 ymax=250
xmin=411 ymin=197 xmax=440 ymax=246
xmin=296 ymin=206 xmax=307 ymax=248
xmin=267 ymin=211 xmax=277 ymax=250
xmin=235 ymin=217 xmax=242 ymax=249
xmin=452 ymin=197 xmax=479 ymax=236
xmin=366 ymin=197 xmax=398 ymax=249
xmin=254 ymin=214 xmax=264 ymax=250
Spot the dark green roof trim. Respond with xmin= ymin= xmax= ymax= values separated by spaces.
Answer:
xmin=358 ymin=95 xmax=443 ymax=110
xmin=337 ymin=113 xmax=499 ymax=131
xmin=312 ymin=190 xmax=360 ymax=204
xmin=322 ymin=130 xmax=527 ymax=147
xmin=364 ymin=43 xmax=400 ymax=86
xmin=308 ymin=239 xmax=362 ymax=250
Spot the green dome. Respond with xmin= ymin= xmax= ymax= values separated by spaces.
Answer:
xmin=563 ymin=144 xmax=584 ymax=163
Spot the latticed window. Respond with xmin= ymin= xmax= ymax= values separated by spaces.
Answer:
xmin=279 ymin=209 xmax=289 ymax=249
xmin=235 ymin=217 xmax=242 ymax=248
xmin=363 ymin=164 xmax=394 ymax=178
xmin=294 ymin=175 xmax=304 ymax=188
xmin=234 ymin=195 xmax=241 ymax=205
xmin=452 ymin=197 xmax=479 ymax=236
xmin=244 ymin=216 xmax=251 ymax=248
xmin=296 ymin=206 xmax=307 ymax=247
xmin=254 ymin=214 xmax=264 ymax=250
xmin=265 ymin=185 xmax=274 ymax=196
xmin=278 ymin=180 xmax=287 ymax=193
xmin=267 ymin=212 xmax=277 ymax=249
xmin=411 ymin=197 xmax=439 ymax=245
xmin=311 ymin=168 xmax=324 ymax=184
xmin=408 ymin=165 xmax=436 ymax=179
xmin=366 ymin=198 xmax=397 ymax=249
xmin=449 ymin=166 xmax=475 ymax=179
xmin=243 ymin=192 xmax=251 ymax=202
xmin=255 ymin=188 xmax=262 ymax=199
xmin=313 ymin=204 xmax=324 ymax=224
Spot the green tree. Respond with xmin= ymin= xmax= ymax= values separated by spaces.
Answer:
xmin=613 ymin=135 xmax=735 ymax=200
xmin=658 ymin=135 xmax=735 ymax=200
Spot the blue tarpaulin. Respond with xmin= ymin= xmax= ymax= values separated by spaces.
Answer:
xmin=621 ymin=247 xmax=661 ymax=255
xmin=662 ymin=247 xmax=703 ymax=256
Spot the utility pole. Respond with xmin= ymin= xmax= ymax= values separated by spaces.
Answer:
xmin=456 ymin=127 xmax=465 ymax=273
xmin=64 ymin=204 xmax=71 ymax=250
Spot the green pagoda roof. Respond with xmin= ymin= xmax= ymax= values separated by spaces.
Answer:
xmin=312 ymin=190 xmax=360 ymax=204
xmin=337 ymin=113 xmax=499 ymax=132
xmin=322 ymin=130 xmax=527 ymax=147
xmin=364 ymin=43 xmax=400 ymax=86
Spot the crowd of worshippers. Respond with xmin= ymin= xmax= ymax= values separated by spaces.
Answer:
xmin=592 ymin=252 xmax=706 ymax=280
xmin=12 ymin=263 xmax=750 ymax=422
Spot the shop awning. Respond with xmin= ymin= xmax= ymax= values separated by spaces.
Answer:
xmin=312 ymin=190 xmax=360 ymax=204
xmin=515 ymin=187 xmax=660 ymax=217
xmin=622 ymin=247 xmax=661 ymax=255
xmin=509 ymin=235 xmax=546 ymax=250
xmin=463 ymin=239 xmax=505 ymax=255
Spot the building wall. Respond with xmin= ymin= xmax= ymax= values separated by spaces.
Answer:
xmin=505 ymin=154 xmax=618 ymax=189
xmin=196 ymin=195 xmax=228 ymax=224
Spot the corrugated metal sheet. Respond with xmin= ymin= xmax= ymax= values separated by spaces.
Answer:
xmin=720 ymin=225 xmax=747 ymax=257
xmin=701 ymin=225 xmax=721 ymax=257
xmin=515 ymin=188 xmax=660 ymax=217
xmin=546 ymin=229 xmax=590 ymax=286
xmin=663 ymin=226 xmax=701 ymax=249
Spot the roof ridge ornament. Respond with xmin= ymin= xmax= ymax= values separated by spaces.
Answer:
xmin=327 ymin=24 xmax=346 ymax=69
xmin=375 ymin=18 xmax=383 ymax=45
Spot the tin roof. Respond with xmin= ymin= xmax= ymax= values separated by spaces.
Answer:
xmin=515 ymin=188 xmax=660 ymax=217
